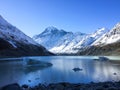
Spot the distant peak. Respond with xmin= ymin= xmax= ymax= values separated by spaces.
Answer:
xmin=110 ymin=22 xmax=120 ymax=31
xmin=91 ymin=27 xmax=109 ymax=38
xmin=116 ymin=22 xmax=120 ymax=26
xmin=75 ymin=32 xmax=86 ymax=35
xmin=95 ymin=27 xmax=109 ymax=33
xmin=110 ymin=22 xmax=120 ymax=33
xmin=60 ymin=29 xmax=66 ymax=32
xmin=42 ymin=26 xmax=67 ymax=34
xmin=114 ymin=22 xmax=120 ymax=28
xmin=97 ymin=27 xmax=108 ymax=31
xmin=45 ymin=26 xmax=58 ymax=32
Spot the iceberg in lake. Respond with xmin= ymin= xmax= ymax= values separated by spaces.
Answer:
xmin=99 ymin=56 xmax=109 ymax=61
xmin=22 ymin=57 xmax=53 ymax=67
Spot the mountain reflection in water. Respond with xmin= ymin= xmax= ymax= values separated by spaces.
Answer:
xmin=0 ymin=56 xmax=120 ymax=87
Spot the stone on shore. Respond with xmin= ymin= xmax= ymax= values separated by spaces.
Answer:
xmin=0 ymin=83 xmax=22 ymax=90
xmin=1 ymin=82 xmax=120 ymax=90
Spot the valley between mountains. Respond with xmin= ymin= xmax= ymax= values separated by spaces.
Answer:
xmin=0 ymin=15 xmax=120 ymax=57
xmin=33 ymin=24 xmax=120 ymax=55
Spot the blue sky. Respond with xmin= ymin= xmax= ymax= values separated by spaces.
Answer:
xmin=0 ymin=0 xmax=120 ymax=37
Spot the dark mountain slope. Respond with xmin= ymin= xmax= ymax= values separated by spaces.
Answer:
xmin=0 ymin=15 xmax=53 ymax=57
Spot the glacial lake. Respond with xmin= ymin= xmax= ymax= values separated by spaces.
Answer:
xmin=0 ymin=56 xmax=120 ymax=87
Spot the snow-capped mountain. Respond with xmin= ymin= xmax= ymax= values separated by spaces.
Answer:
xmin=77 ymin=23 xmax=120 ymax=56
xmin=0 ymin=15 xmax=52 ymax=57
xmin=0 ymin=15 xmax=39 ymax=46
xmin=33 ymin=27 xmax=109 ymax=53
xmin=50 ymin=32 xmax=87 ymax=53
xmin=33 ymin=26 xmax=88 ymax=53
xmin=33 ymin=26 xmax=68 ymax=49
xmin=93 ymin=23 xmax=120 ymax=46
xmin=73 ymin=27 xmax=109 ymax=48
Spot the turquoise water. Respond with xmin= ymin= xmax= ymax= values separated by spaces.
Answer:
xmin=0 ymin=56 xmax=120 ymax=87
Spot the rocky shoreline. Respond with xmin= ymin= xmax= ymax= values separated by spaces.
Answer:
xmin=1 ymin=81 xmax=120 ymax=90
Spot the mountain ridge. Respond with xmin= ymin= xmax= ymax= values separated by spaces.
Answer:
xmin=0 ymin=15 xmax=53 ymax=57
xmin=33 ymin=26 xmax=109 ymax=54
xmin=77 ymin=23 xmax=120 ymax=55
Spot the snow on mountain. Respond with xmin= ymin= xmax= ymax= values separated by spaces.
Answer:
xmin=33 ymin=26 xmax=68 ymax=49
xmin=72 ymin=28 xmax=109 ymax=49
xmin=33 ymin=27 xmax=108 ymax=53
xmin=49 ymin=31 xmax=87 ymax=53
xmin=77 ymin=24 xmax=120 ymax=56
xmin=33 ymin=27 xmax=88 ymax=53
xmin=93 ymin=23 xmax=120 ymax=46
xmin=91 ymin=27 xmax=109 ymax=39
xmin=0 ymin=15 xmax=38 ymax=48
xmin=0 ymin=15 xmax=53 ymax=57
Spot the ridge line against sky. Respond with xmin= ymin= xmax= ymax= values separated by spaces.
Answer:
xmin=0 ymin=0 xmax=120 ymax=37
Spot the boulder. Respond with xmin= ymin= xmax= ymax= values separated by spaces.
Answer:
xmin=72 ymin=68 xmax=83 ymax=72
xmin=99 ymin=56 xmax=109 ymax=61
xmin=1 ymin=83 xmax=22 ymax=90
